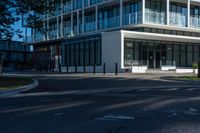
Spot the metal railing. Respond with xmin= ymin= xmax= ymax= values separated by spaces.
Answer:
xmin=170 ymin=12 xmax=187 ymax=27
xmin=145 ymin=10 xmax=165 ymax=24
xmin=190 ymin=16 xmax=200 ymax=29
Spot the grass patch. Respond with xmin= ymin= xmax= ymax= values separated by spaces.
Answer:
xmin=173 ymin=76 xmax=200 ymax=81
xmin=0 ymin=77 xmax=33 ymax=91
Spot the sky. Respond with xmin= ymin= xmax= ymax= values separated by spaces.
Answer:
xmin=12 ymin=19 xmax=31 ymax=41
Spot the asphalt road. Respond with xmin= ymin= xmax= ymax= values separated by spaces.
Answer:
xmin=1 ymin=73 xmax=200 ymax=133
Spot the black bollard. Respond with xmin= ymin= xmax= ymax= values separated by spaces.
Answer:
xmin=115 ymin=63 xmax=118 ymax=75
xmin=103 ymin=63 xmax=106 ymax=75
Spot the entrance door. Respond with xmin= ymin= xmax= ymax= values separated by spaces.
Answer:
xmin=148 ymin=49 xmax=161 ymax=69
xmin=148 ymin=51 xmax=154 ymax=69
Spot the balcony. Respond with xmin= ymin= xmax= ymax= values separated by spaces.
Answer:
xmin=123 ymin=12 xmax=142 ymax=25
xmin=145 ymin=10 xmax=165 ymax=25
xmin=49 ymin=30 xmax=57 ymax=40
xmin=190 ymin=16 xmax=200 ymax=29
xmin=24 ymin=34 xmax=44 ymax=43
xmin=170 ymin=12 xmax=187 ymax=27
xmin=85 ymin=22 xmax=96 ymax=32
xmin=63 ymin=27 xmax=72 ymax=37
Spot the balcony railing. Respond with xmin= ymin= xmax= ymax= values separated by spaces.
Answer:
xmin=24 ymin=34 xmax=44 ymax=43
xmin=49 ymin=30 xmax=57 ymax=39
xmin=170 ymin=12 xmax=187 ymax=27
xmin=190 ymin=16 xmax=200 ymax=29
xmin=123 ymin=12 xmax=142 ymax=25
xmin=145 ymin=10 xmax=165 ymax=25
xmin=85 ymin=22 xmax=96 ymax=32
xmin=63 ymin=27 xmax=71 ymax=37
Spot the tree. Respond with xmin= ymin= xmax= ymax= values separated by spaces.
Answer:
xmin=0 ymin=0 xmax=62 ymax=40
xmin=0 ymin=0 xmax=62 ymax=76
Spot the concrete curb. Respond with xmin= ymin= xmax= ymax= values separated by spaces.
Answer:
xmin=0 ymin=79 xmax=39 ymax=97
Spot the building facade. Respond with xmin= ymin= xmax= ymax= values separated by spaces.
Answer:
xmin=28 ymin=0 xmax=200 ymax=73
xmin=0 ymin=40 xmax=33 ymax=69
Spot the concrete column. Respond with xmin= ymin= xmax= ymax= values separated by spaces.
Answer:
xmin=71 ymin=13 xmax=73 ymax=36
xmin=95 ymin=6 xmax=98 ymax=31
xmin=32 ymin=26 xmax=35 ymax=42
xmin=43 ymin=21 xmax=46 ymax=41
xmin=142 ymin=0 xmax=145 ymax=24
xmin=71 ymin=0 xmax=73 ymax=35
xmin=77 ymin=11 xmax=79 ymax=34
xmin=47 ymin=19 xmax=49 ymax=40
xmin=57 ymin=17 xmax=59 ymax=38
xmin=166 ymin=0 xmax=170 ymax=25
xmin=120 ymin=0 xmax=123 ymax=26
xmin=187 ymin=0 xmax=190 ymax=28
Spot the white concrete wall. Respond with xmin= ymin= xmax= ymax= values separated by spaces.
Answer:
xmin=101 ymin=31 xmax=123 ymax=73
xmin=131 ymin=66 xmax=148 ymax=73
xmin=161 ymin=66 xmax=176 ymax=71
xmin=176 ymin=68 xmax=194 ymax=73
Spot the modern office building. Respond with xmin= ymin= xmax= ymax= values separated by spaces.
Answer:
xmin=0 ymin=40 xmax=33 ymax=69
xmin=27 ymin=0 xmax=200 ymax=73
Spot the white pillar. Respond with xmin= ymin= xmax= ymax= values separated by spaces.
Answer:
xmin=142 ymin=0 xmax=145 ymax=24
xmin=71 ymin=0 xmax=73 ymax=35
xmin=43 ymin=21 xmax=46 ymax=41
xmin=33 ymin=26 xmax=35 ymax=42
xmin=57 ymin=17 xmax=59 ymax=38
xmin=120 ymin=0 xmax=123 ymax=26
xmin=77 ymin=11 xmax=79 ymax=34
xmin=187 ymin=0 xmax=190 ymax=28
xmin=71 ymin=13 xmax=73 ymax=35
xmin=166 ymin=0 xmax=170 ymax=25
xmin=47 ymin=19 xmax=49 ymax=40
xmin=95 ymin=6 xmax=98 ymax=31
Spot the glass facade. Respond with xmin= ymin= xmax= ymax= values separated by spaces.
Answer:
xmin=124 ymin=39 xmax=200 ymax=68
xmin=29 ymin=0 xmax=200 ymax=44
xmin=61 ymin=35 xmax=101 ymax=67
xmin=98 ymin=5 xmax=120 ymax=30
xmin=123 ymin=0 xmax=142 ymax=25
xmin=0 ymin=40 xmax=33 ymax=67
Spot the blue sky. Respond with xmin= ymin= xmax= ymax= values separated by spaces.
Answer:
xmin=12 ymin=19 xmax=31 ymax=41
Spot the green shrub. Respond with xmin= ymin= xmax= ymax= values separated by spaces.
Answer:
xmin=192 ymin=63 xmax=198 ymax=69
